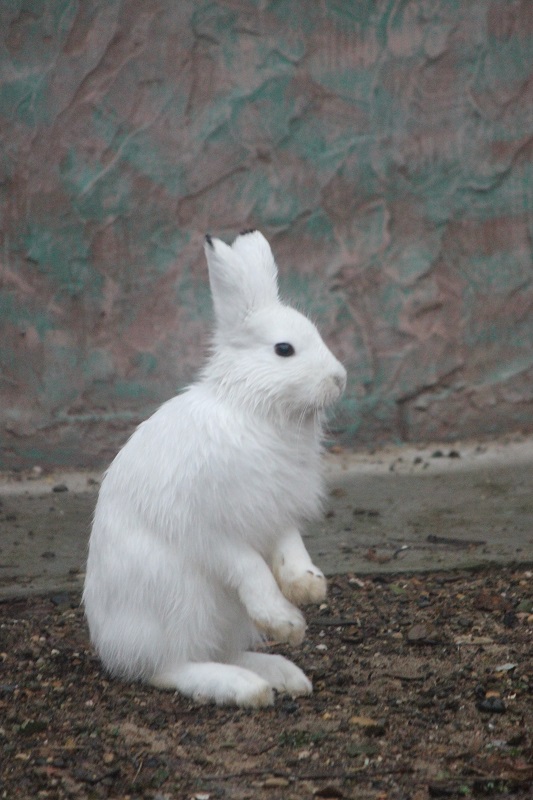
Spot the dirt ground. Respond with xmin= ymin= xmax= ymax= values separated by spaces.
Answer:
xmin=2 ymin=437 xmax=533 ymax=600
xmin=1 ymin=437 xmax=532 ymax=798
xmin=1 ymin=565 xmax=532 ymax=800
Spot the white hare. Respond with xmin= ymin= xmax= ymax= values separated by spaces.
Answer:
xmin=83 ymin=230 xmax=346 ymax=707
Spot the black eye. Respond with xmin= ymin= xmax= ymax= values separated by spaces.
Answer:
xmin=274 ymin=342 xmax=295 ymax=357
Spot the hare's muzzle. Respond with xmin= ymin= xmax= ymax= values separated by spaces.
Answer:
xmin=318 ymin=364 xmax=346 ymax=408
xmin=333 ymin=371 xmax=346 ymax=394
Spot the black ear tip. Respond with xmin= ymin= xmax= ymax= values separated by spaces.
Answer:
xmin=205 ymin=233 xmax=214 ymax=248
xmin=239 ymin=228 xmax=257 ymax=237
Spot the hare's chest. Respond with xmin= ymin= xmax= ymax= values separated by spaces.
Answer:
xmin=236 ymin=430 xmax=324 ymax=532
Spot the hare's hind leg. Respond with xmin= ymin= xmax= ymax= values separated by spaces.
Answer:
xmin=234 ymin=652 xmax=312 ymax=697
xmin=150 ymin=662 xmax=273 ymax=707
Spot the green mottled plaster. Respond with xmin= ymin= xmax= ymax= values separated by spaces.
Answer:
xmin=1 ymin=0 xmax=532 ymax=467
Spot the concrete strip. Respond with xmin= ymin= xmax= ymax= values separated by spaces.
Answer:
xmin=1 ymin=436 xmax=532 ymax=599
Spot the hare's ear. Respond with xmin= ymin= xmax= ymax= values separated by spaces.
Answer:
xmin=204 ymin=231 xmax=279 ymax=332
xmin=231 ymin=230 xmax=279 ymax=307
xmin=204 ymin=235 xmax=250 ymax=332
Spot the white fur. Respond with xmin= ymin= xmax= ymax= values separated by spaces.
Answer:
xmin=83 ymin=230 xmax=346 ymax=707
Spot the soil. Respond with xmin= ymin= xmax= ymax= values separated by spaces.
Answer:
xmin=3 ymin=438 xmax=533 ymax=600
xmin=1 ymin=566 xmax=532 ymax=800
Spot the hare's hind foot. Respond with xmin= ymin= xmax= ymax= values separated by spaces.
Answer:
xmin=234 ymin=652 xmax=312 ymax=697
xmin=150 ymin=661 xmax=274 ymax=707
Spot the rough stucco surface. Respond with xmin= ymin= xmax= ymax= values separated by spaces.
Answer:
xmin=0 ymin=0 xmax=532 ymax=468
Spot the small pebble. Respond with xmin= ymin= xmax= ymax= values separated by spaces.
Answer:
xmin=279 ymin=700 xmax=299 ymax=715
xmin=20 ymin=719 xmax=48 ymax=735
xmin=503 ymin=611 xmax=518 ymax=628
xmin=476 ymin=696 xmax=506 ymax=714
xmin=349 ymin=715 xmax=386 ymax=736
xmin=50 ymin=593 xmax=71 ymax=608
xmin=407 ymin=623 xmax=436 ymax=643
xmin=263 ymin=776 xmax=290 ymax=788
xmin=494 ymin=663 xmax=517 ymax=674
xmin=314 ymin=786 xmax=344 ymax=798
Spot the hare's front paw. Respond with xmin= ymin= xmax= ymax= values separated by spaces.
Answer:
xmin=252 ymin=601 xmax=306 ymax=646
xmin=277 ymin=564 xmax=327 ymax=606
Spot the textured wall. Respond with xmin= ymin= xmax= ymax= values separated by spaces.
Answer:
xmin=1 ymin=0 xmax=532 ymax=468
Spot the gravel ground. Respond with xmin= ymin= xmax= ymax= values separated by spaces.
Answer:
xmin=3 ymin=437 xmax=533 ymax=600
xmin=1 ymin=565 xmax=532 ymax=800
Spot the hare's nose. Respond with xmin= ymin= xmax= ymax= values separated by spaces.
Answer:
xmin=333 ymin=370 xmax=346 ymax=393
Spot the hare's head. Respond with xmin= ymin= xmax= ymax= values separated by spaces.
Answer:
xmin=203 ymin=230 xmax=346 ymax=417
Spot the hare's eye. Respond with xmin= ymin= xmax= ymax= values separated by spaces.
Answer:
xmin=274 ymin=342 xmax=295 ymax=357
